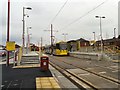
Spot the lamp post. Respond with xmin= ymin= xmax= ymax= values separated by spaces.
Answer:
xmin=93 ymin=32 xmax=95 ymax=51
xmin=114 ymin=28 xmax=116 ymax=38
xmin=62 ymin=33 xmax=68 ymax=41
xmin=28 ymin=33 xmax=32 ymax=52
xmin=22 ymin=7 xmax=32 ymax=53
xmin=93 ymin=32 xmax=95 ymax=41
xmin=27 ymin=27 xmax=32 ymax=53
xmin=95 ymin=16 xmax=105 ymax=54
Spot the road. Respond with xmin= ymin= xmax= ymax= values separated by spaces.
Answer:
xmin=48 ymin=55 xmax=120 ymax=89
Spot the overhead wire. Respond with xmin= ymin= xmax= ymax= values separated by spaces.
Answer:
xmin=61 ymin=0 xmax=109 ymax=30
xmin=45 ymin=0 xmax=69 ymax=29
xmin=50 ymin=0 xmax=69 ymax=23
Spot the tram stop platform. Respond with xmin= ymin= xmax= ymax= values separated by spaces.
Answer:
xmin=1 ymin=51 xmax=77 ymax=89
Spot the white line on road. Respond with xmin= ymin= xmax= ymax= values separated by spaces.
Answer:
xmin=112 ymin=70 xmax=118 ymax=73
xmin=98 ymin=71 xmax=106 ymax=74
xmin=79 ymin=73 xmax=90 ymax=76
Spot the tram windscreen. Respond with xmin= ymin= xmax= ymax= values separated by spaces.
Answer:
xmin=60 ymin=43 xmax=67 ymax=50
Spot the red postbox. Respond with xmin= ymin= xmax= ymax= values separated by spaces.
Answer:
xmin=40 ymin=56 xmax=49 ymax=71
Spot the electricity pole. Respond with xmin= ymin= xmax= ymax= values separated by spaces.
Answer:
xmin=6 ymin=0 xmax=10 ymax=66
xmin=41 ymin=37 xmax=43 ymax=52
xmin=44 ymin=24 xmax=58 ymax=55
xmin=51 ymin=24 xmax=53 ymax=54
xmin=114 ymin=28 xmax=116 ymax=38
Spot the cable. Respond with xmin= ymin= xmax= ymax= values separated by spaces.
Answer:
xmin=45 ymin=0 xmax=69 ymax=29
xmin=50 ymin=0 xmax=69 ymax=23
xmin=61 ymin=0 xmax=109 ymax=30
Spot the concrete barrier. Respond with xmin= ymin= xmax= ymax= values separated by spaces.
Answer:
xmin=69 ymin=52 xmax=120 ymax=62
xmin=69 ymin=52 xmax=103 ymax=61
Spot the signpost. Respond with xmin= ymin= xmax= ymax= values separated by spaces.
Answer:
xmin=6 ymin=41 xmax=16 ymax=66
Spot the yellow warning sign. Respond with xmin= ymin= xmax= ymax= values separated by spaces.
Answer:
xmin=6 ymin=41 xmax=15 ymax=51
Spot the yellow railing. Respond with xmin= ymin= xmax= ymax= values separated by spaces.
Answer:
xmin=17 ymin=47 xmax=22 ymax=65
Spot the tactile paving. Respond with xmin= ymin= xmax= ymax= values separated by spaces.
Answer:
xmin=36 ymin=77 xmax=60 ymax=89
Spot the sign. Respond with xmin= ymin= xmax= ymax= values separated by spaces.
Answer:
xmin=6 ymin=41 xmax=15 ymax=51
xmin=89 ymin=40 xmax=96 ymax=45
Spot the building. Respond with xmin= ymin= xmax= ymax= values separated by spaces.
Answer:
xmin=77 ymin=38 xmax=90 ymax=47
xmin=67 ymin=38 xmax=90 ymax=52
xmin=67 ymin=40 xmax=77 ymax=51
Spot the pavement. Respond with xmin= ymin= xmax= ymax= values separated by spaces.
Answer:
xmin=1 ymin=51 xmax=78 ymax=89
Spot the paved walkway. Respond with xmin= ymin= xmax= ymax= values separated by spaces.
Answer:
xmin=1 ymin=51 xmax=79 ymax=89
xmin=1 ymin=52 xmax=53 ymax=89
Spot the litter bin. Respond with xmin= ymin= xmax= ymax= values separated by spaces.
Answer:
xmin=40 ymin=56 xmax=49 ymax=71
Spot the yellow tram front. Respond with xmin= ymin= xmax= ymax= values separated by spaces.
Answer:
xmin=53 ymin=42 xmax=68 ymax=56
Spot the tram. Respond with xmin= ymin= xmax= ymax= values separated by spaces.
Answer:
xmin=53 ymin=41 xmax=68 ymax=56
xmin=44 ymin=41 xmax=68 ymax=56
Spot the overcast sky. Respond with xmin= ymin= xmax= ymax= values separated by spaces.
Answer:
xmin=0 ymin=0 xmax=119 ymax=46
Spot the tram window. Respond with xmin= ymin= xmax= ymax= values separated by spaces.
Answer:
xmin=60 ymin=44 xmax=67 ymax=50
xmin=56 ymin=44 xmax=60 ymax=49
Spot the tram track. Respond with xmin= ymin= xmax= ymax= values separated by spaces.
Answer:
xmin=49 ymin=55 xmax=119 ymax=89
xmin=50 ymin=61 xmax=98 ymax=90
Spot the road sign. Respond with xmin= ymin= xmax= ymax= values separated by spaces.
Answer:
xmin=6 ymin=41 xmax=15 ymax=51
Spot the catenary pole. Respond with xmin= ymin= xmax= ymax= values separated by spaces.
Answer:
xmin=6 ymin=0 xmax=10 ymax=66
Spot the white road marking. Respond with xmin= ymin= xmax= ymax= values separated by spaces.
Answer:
xmin=110 ymin=66 xmax=118 ymax=68
xmin=112 ymin=70 xmax=118 ymax=72
xmin=13 ymin=84 xmax=18 ymax=86
xmin=58 ymin=76 xmax=64 ymax=78
xmin=98 ymin=71 xmax=106 ymax=74
xmin=87 ymin=68 xmax=93 ymax=70
xmin=107 ymin=66 xmax=118 ymax=70
xmin=79 ymin=73 xmax=90 ymax=76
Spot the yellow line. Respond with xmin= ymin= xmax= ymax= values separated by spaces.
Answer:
xmin=36 ymin=77 xmax=61 ymax=89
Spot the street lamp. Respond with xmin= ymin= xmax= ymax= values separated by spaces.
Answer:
xmin=62 ymin=33 xmax=68 ymax=41
xmin=114 ymin=28 xmax=116 ymax=38
xmin=95 ymin=15 xmax=105 ymax=54
xmin=27 ymin=27 xmax=32 ymax=53
xmin=93 ymin=32 xmax=95 ymax=41
xmin=22 ymin=7 xmax=32 ymax=53
xmin=92 ymin=32 xmax=96 ymax=51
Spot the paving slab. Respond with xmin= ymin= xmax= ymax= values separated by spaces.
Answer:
xmin=36 ymin=77 xmax=60 ymax=89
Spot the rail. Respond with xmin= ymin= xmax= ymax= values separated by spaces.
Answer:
xmin=49 ymin=55 xmax=119 ymax=89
